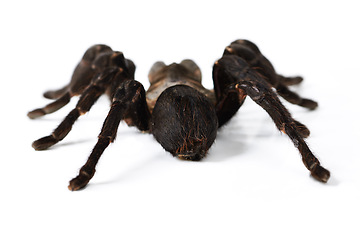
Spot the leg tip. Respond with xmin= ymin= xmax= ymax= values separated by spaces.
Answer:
xmin=278 ymin=75 xmax=303 ymax=86
xmin=68 ymin=176 xmax=89 ymax=191
xmin=68 ymin=181 xmax=81 ymax=191
xmin=294 ymin=120 xmax=310 ymax=138
xmin=311 ymin=165 xmax=330 ymax=183
xmin=27 ymin=109 xmax=46 ymax=119
xmin=291 ymin=76 xmax=304 ymax=85
xmin=301 ymin=99 xmax=318 ymax=110
xmin=32 ymin=136 xmax=58 ymax=151
xmin=43 ymin=91 xmax=56 ymax=99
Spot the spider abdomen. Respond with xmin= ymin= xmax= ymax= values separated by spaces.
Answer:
xmin=150 ymin=85 xmax=218 ymax=161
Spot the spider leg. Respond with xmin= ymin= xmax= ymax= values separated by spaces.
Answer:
xmin=68 ymin=80 xmax=150 ymax=191
xmin=225 ymin=39 xmax=318 ymax=110
xmin=215 ymin=55 xmax=330 ymax=182
xmin=31 ymin=68 xmax=118 ymax=150
xmin=213 ymin=65 xmax=309 ymax=137
xmin=27 ymin=62 xmax=96 ymax=119
xmin=275 ymin=82 xmax=318 ymax=110
xmin=293 ymin=120 xmax=310 ymax=138
xmin=27 ymin=92 xmax=71 ymax=119
xmin=43 ymin=85 xmax=69 ymax=99
xmin=28 ymin=44 xmax=113 ymax=119
xmin=277 ymin=74 xmax=303 ymax=86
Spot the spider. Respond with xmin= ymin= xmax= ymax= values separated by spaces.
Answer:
xmin=28 ymin=39 xmax=330 ymax=191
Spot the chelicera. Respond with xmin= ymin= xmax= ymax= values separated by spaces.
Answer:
xmin=28 ymin=39 xmax=330 ymax=191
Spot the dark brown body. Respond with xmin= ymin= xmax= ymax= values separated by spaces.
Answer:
xmin=28 ymin=39 xmax=330 ymax=191
xmin=143 ymin=61 xmax=217 ymax=160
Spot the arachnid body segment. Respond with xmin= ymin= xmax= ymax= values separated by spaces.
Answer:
xmin=151 ymin=85 xmax=218 ymax=161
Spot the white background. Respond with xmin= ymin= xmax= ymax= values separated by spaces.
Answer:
xmin=1 ymin=0 xmax=359 ymax=239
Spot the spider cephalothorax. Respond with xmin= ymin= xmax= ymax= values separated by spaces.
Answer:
xmin=28 ymin=39 xmax=330 ymax=191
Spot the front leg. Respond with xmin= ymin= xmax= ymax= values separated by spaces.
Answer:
xmin=69 ymin=80 xmax=150 ymax=191
xmin=214 ymin=55 xmax=330 ymax=183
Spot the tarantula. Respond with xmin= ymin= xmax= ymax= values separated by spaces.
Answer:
xmin=28 ymin=39 xmax=330 ymax=191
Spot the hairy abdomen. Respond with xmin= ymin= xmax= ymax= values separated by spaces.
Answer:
xmin=150 ymin=85 xmax=218 ymax=161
